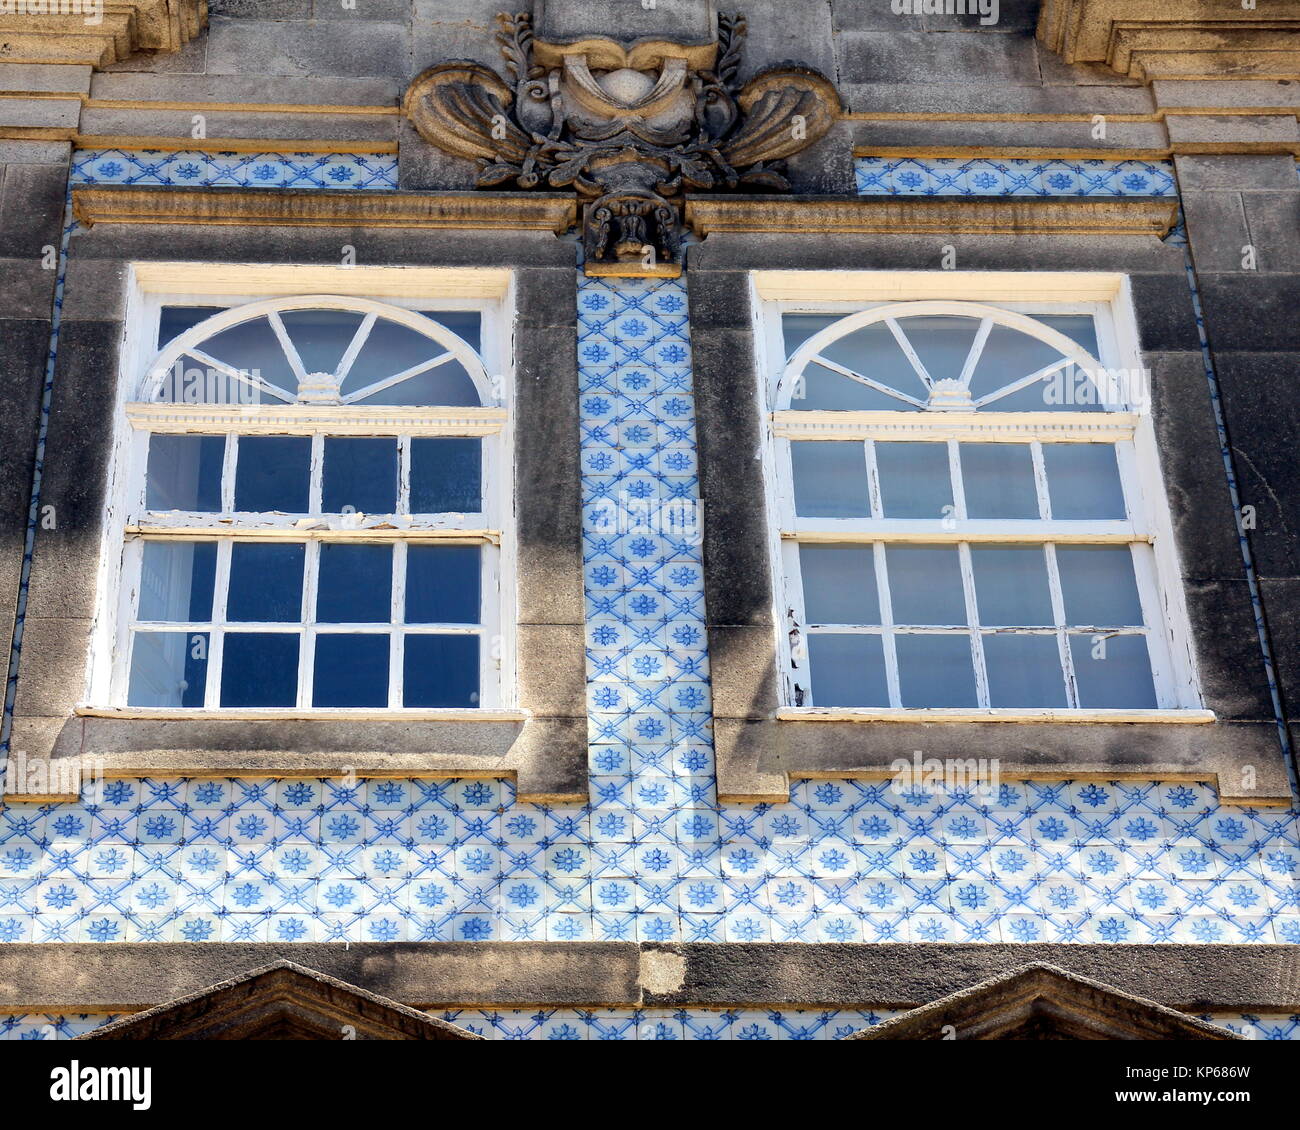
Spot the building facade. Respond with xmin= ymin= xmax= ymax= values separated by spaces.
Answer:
xmin=0 ymin=0 xmax=1298 ymax=1039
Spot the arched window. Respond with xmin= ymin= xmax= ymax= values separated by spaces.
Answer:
xmin=765 ymin=295 xmax=1197 ymax=715
xmin=104 ymin=295 xmax=509 ymax=714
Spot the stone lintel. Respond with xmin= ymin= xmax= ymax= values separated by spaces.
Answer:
xmin=71 ymin=186 xmax=579 ymax=232
xmin=685 ymin=194 xmax=1180 ymax=239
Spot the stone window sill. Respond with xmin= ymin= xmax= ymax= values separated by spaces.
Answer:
xmin=775 ymin=707 xmax=1216 ymax=725
xmin=75 ymin=706 xmax=530 ymax=723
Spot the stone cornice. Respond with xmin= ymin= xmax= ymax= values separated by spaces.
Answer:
xmin=684 ymin=194 xmax=1180 ymax=239
xmin=68 ymin=187 xmax=1178 ymax=242
xmin=1 ymin=943 xmax=1295 ymax=1013
xmin=0 ymin=0 xmax=205 ymax=67
xmin=71 ymin=185 xmax=578 ymax=232
xmin=1038 ymin=0 xmax=1300 ymax=81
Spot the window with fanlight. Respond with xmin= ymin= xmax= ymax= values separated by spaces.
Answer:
xmin=762 ymin=293 xmax=1200 ymax=715
xmin=95 ymin=292 xmax=512 ymax=714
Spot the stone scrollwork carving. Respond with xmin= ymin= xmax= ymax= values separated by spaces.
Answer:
xmin=403 ymin=5 xmax=840 ymax=277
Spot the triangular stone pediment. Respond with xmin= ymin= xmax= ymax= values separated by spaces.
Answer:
xmin=846 ymin=963 xmax=1241 ymax=1041
xmin=76 ymin=960 xmax=481 ymax=1041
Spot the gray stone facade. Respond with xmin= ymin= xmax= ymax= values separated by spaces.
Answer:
xmin=0 ymin=1 xmax=1298 ymax=1035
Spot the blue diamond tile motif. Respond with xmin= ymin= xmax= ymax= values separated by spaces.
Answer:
xmin=70 ymin=149 xmax=398 ymax=191
xmin=3 ymin=161 xmax=1300 ymax=1036
xmin=2 ymin=1007 xmax=1295 ymax=1040
xmin=855 ymin=156 xmax=1177 ymax=197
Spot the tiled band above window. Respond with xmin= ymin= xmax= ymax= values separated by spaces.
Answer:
xmin=70 ymin=150 xmax=399 ymax=191
xmin=855 ymin=158 xmax=1177 ymax=198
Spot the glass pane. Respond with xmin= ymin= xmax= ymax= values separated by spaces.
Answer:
xmin=983 ymin=634 xmax=1067 ymax=707
xmin=158 ymin=306 xmax=225 ymax=349
xmin=893 ymin=315 xmax=979 ymax=386
xmin=342 ymin=318 xmax=480 ymax=407
xmin=1044 ymin=444 xmax=1126 ymax=520
xmin=967 ymin=323 xmax=1065 ymax=407
xmin=875 ymin=442 xmax=952 ymax=520
xmin=410 ymin=438 xmax=482 ymax=513
xmin=971 ymin=320 xmax=1106 ymax=413
xmin=798 ymin=545 xmax=879 ymax=624
xmin=128 ymin=631 xmax=208 ymax=707
xmin=420 ymin=311 xmax=481 ymax=354
xmin=782 ymin=313 xmax=839 ymax=359
xmin=146 ymin=434 xmax=224 ymax=512
xmin=234 ymin=436 xmax=311 ymax=513
xmin=970 ymin=545 xmax=1053 ymax=626
xmin=1056 ymin=546 xmax=1144 ymax=626
xmin=227 ymin=542 xmax=305 ymax=622
xmin=321 ymin=437 xmax=397 ymax=514
xmin=317 ymin=543 xmax=392 ymax=624
xmin=791 ymin=442 xmax=869 ymax=518
xmin=220 ymin=632 xmax=299 ymax=707
xmin=819 ymin=320 xmax=927 ymax=403
xmin=406 ymin=545 xmax=481 ymax=624
xmin=807 ymin=634 xmax=889 ymax=707
xmin=139 ymin=541 xmax=217 ymax=622
xmin=279 ymin=309 xmax=366 ymax=375
xmin=403 ymin=635 xmax=480 ymax=707
xmin=895 ymin=634 xmax=977 ymax=707
xmin=199 ymin=316 xmax=297 ymax=397
xmin=153 ymin=354 xmax=274 ymax=405
xmin=960 ymin=444 xmax=1039 ymax=519
xmin=796 ymin=359 xmax=914 ymax=412
xmin=782 ymin=315 xmax=924 ymax=410
xmin=1039 ymin=315 xmax=1099 ymax=359
xmin=1070 ymin=634 xmax=1157 ymax=708
xmin=885 ymin=546 xmax=965 ymax=625
xmin=313 ymin=633 xmax=388 ymax=708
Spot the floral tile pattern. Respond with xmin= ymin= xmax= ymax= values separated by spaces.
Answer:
xmin=69 ymin=149 xmax=398 ymax=191
xmin=1 ymin=275 xmax=1297 ymax=955
xmin=4 ymin=1008 xmax=1296 ymax=1041
xmin=854 ymin=156 xmax=1176 ymax=197
xmin=0 ymin=153 xmax=1297 ymax=1037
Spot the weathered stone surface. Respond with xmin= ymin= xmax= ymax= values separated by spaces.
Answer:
xmin=0 ymin=62 xmax=92 ymax=94
xmin=650 ymin=943 xmax=1300 ymax=1011
xmin=1214 ymin=351 xmax=1300 ymax=580
xmin=1175 ymin=154 xmax=1300 ymax=192
xmin=0 ymin=162 xmax=68 ymax=261
xmin=1147 ymin=351 xmax=1248 ymax=583
xmin=846 ymin=963 xmax=1238 ymax=1040
xmin=838 ymin=29 xmax=1043 ymax=86
xmin=205 ymin=18 xmax=410 ymax=80
xmin=0 ymin=943 xmax=644 ymax=1010
xmin=81 ymin=961 xmax=482 ymax=1040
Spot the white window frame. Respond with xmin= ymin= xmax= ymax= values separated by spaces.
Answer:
xmin=753 ymin=271 xmax=1210 ymax=724
xmin=83 ymin=263 xmax=521 ymax=720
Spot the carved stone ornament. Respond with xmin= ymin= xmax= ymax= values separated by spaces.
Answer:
xmin=403 ymin=2 xmax=840 ymax=277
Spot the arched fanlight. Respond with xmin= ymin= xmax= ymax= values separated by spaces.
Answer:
xmin=138 ymin=295 xmax=493 ymax=408
xmin=779 ymin=301 xmax=1115 ymax=413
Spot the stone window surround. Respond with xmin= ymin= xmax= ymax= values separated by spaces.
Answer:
xmin=8 ymin=242 xmax=588 ymax=804
xmin=97 ymin=284 xmax=514 ymax=715
xmin=688 ymin=242 xmax=1292 ymax=807
xmin=758 ymin=279 xmax=1201 ymax=718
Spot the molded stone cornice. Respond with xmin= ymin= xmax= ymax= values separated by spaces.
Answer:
xmin=684 ymin=194 xmax=1180 ymax=239
xmin=71 ymin=185 xmax=578 ymax=231
xmin=1038 ymin=0 xmax=1300 ymax=81
xmin=0 ymin=0 xmax=205 ymax=67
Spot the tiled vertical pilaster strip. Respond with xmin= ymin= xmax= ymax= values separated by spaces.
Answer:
xmin=577 ymin=275 xmax=722 ymax=943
